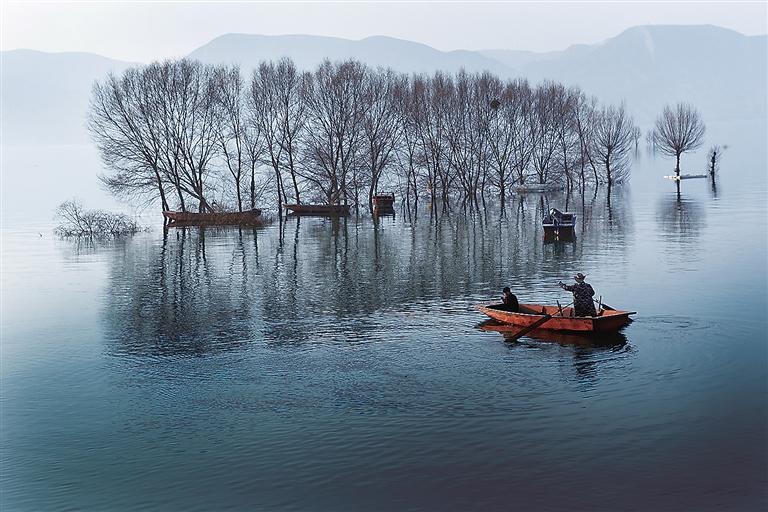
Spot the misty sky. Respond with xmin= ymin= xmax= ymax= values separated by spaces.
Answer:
xmin=2 ymin=1 xmax=767 ymax=62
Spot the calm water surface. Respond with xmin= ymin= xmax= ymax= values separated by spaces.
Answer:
xmin=2 ymin=126 xmax=767 ymax=511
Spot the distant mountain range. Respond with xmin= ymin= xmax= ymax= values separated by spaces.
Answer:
xmin=2 ymin=25 xmax=766 ymax=145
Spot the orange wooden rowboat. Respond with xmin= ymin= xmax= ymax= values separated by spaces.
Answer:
xmin=476 ymin=302 xmax=635 ymax=333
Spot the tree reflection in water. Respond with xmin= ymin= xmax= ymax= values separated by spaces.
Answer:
xmin=656 ymin=192 xmax=706 ymax=269
xmin=102 ymin=187 xmax=634 ymax=358
xmin=103 ymin=227 xmax=262 ymax=357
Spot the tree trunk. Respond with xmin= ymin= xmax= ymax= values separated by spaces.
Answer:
xmin=250 ymin=164 xmax=256 ymax=210
xmin=177 ymin=188 xmax=186 ymax=212
xmin=288 ymin=151 xmax=300 ymax=204
xmin=155 ymin=169 xmax=169 ymax=212
xmin=675 ymin=153 xmax=681 ymax=177
xmin=273 ymin=165 xmax=283 ymax=218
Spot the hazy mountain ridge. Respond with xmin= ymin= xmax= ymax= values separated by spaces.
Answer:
xmin=187 ymin=33 xmax=512 ymax=76
xmin=1 ymin=50 xmax=136 ymax=145
xmin=511 ymin=25 xmax=767 ymax=124
xmin=2 ymin=25 xmax=765 ymax=145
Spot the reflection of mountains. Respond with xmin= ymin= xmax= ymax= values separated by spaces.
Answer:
xmin=102 ymin=189 xmax=633 ymax=356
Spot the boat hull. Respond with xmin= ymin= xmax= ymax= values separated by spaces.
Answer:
xmin=476 ymin=303 xmax=635 ymax=333
xmin=477 ymin=320 xmax=628 ymax=346
xmin=163 ymin=210 xmax=262 ymax=225
xmin=373 ymin=194 xmax=395 ymax=207
xmin=284 ymin=204 xmax=351 ymax=216
xmin=373 ymin=194 xmax=395 ymax=215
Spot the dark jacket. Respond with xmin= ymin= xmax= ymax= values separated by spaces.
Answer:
xmin=502 ymin=292 xmax=519 ymax=312
xmin=561 ymin=282 xmax=596 ymax=317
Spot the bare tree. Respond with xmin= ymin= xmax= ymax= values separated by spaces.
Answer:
xmin=507 ymin=79 xmax=535 ymax=187
xmin=551 ymin=85 xmax=579 ymax=190
xmin=392 ymin=79 xmax=423 ymax=211
xmin=301 ymin=60 xmax=366 ymax=206
xmin=652 ymin=103 xmax=706 ymax=176
xmin=572 ymin=92 xmax=599 ymax=190
xmin=486 ymin=78 xmax=516 ymax=207
xmin=530 ymin=83 xmax=560 ymax=185
xmin=149 ymin=59 xmax=221 ymax=212
xmin=214 ymin=65 xmax=255 ymax=212
xmin=361 ymin=68 xmax=403 ymax=212
xmin=90 ymin=68 xmax=171 ymax=212
xmin=250 ymin=58 xmax=309 ymax=215
xmin=410 ymin=72 xmax=454 ymax=209
xmin=592 ymin=103 xmax=636 ymax=190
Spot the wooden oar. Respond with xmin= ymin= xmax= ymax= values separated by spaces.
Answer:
xmin=507 ymin=314 xmax=553 ymax=342
xmin=594 ymin=299 xmax=615 ymax=311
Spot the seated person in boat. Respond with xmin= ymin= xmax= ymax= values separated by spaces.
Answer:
xmin=501 ymin=287 xmax=519 ymax=312
xmin=559 ymin=273 xmax=596 ymax=317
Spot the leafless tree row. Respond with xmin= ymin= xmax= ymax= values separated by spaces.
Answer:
xmin=89 ymin=57 xmax=639 ymax=215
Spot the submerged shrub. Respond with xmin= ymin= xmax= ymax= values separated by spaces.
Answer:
xmin=55 ymin=200 xmax=142 ymax=238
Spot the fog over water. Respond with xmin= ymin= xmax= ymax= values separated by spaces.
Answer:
xmin=1 ymin=118 xmax=766 ymax=509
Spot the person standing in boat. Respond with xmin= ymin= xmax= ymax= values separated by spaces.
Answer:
xmin=501 ymin=287 xmax=519 ymax=312
xmin=559 ymin=273 xmax=596 ymax=317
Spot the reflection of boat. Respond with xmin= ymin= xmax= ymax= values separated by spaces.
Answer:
xmin=476 ymin=303 xmax=635 ymax=333
xmin=543 ymin=229 xmax=576 ymax=243
xmin=163 ymin=209 xmax=262 ymax=225
xmin=284 ymin=204 xmax=351 ymax=216
xmin=477 ymin=320 xmax=628 ymax=346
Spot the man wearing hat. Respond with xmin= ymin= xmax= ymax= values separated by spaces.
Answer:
xmin=559 ymin=273 xmax=597 ymax=317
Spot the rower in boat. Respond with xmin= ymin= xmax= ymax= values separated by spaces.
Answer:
xmin=501 ymin=287 xmax=519 ymax=312
xmin=477 ymin=276 xmax=635 ymax=334
xmin=558 ymin=273 xmax=596 ymax=317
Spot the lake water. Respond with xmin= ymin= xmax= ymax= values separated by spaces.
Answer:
xmin=2 ymin=122 xmax=767 ymax=511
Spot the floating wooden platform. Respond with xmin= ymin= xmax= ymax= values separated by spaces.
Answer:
xmin=664 ymin=174 xmax=709 ymax=181
xmin=284 ymin=204 xmax=351 ymax=216
xmin=163 ymin=209 xmax=263 ymax=226
xmin=476 ymin=302 xmax=635 ymax=333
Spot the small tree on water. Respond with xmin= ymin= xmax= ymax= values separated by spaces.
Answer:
xmin=652 ymin=103 xmax=706 ymax=177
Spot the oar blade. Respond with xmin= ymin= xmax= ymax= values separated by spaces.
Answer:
xmin=508 ymin=314 xmax=553 ymax=342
